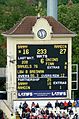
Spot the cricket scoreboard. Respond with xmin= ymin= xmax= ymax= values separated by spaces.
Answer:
xmin=16 ymin=44 xmax=68 ymax=98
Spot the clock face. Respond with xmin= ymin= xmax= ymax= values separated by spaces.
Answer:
xmin=37 ymin=29 xmax=47 ymax=39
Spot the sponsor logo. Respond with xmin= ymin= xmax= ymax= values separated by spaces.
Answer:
xmin=52 ymin=91 xmax=66 ymax=96
xmin=18 ymin=92 xmax=33 ymax=97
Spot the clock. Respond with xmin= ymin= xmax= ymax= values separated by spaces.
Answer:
xmin=37 ymin=29 xmax=47 ymax=39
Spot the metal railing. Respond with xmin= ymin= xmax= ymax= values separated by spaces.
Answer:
xmin=72 ymin=64 xmax=78 ymax=90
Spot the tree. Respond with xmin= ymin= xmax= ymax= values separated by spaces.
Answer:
xmin=0 ymin=0 xmax=37 ymax=67
xmin=0 ymin=0 xmax=6 ymax=4
xmin=0 ymin=0 xmax=36 ymax=31
xmin=58 ymin=4 xmax=79 ymax=98
xmin=72 ymin=0 xmax=79 ymax=3
xmin=58 ymin=0 xmax=68 ymax=5
xmin=0 ymin=47 xmax=6 ymax=67
xmin=58 ymin=0 xmax=79 ymax=5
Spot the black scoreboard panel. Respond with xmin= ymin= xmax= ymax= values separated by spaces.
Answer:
xmin=16 ymin=44 xmax=68 ymax=91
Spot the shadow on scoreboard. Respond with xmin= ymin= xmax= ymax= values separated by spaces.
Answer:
xmin=0 ymin=91 xmax=7 ymax=100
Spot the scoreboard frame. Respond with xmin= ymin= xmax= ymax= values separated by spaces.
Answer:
xmin=16 ymin=44 xmax=68 ymax=98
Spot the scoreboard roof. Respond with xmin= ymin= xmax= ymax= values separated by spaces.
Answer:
xmin=3 ymin=16 xmax=75 ymax=36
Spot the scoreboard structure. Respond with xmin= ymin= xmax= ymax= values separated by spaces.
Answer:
xmin=2 ymin=16 xmax=75 ymax=118
xmin=16 ymin=44 xmax=68 ymax=98
xmin=3 ymin=16 xmax=75 ymax=104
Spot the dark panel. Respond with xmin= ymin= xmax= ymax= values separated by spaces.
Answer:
xmin=16 ymin=44 xmax=68 ymax=98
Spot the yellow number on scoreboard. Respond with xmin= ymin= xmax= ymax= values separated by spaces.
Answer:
xmin=60 ymin=49 xmax=66 ymax=54
xmin=23 ymin=49 xmax=29 ymax=54
xmin=37 ymin=49 xmax=47 ymax=54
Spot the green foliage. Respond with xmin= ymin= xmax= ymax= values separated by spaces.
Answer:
xmin=58 ymin=0 xmax=68 ymax=5
xmin=58 ymin=4 xmax=79 ymax=33
xmin=58 ymin=4 xmax=79 ymax=64
xmin=0 ymin=47 xmax=6 ymax=67
xmin=35 ymin=1 xmax=46 ymax=16
xmin=0 ymin=34 xmax=5 ymax=44
xmin=58 ymin=0 xmax=79 ymax=5
xmin=73 ymin=0 xmax=79 ymax=3
xmin=72 ymin=35 xmax=79 ymax=64
xmin=33 ymin=0 xmax=46 ymax=16
xmin=33 ymin=0 xmax=47 ymax=8
xmin=0 ymin=33 xmax=6 ymax=67
xmin=0 ymin=0 xmax=36 ymax=67
xmin=58 ymin=4 xmax=79 ymax=98
xmin=0 ymin=0 xmax=6 ymax=4
xmin=0 ymin=0 xmax=36 ymax=31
